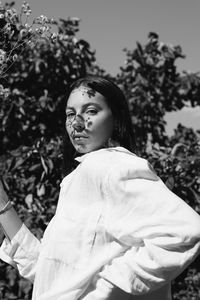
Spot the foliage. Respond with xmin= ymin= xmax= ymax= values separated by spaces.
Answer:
xmin=0 ymin=1 xmax=96 ymax=154
xmin=0 ymin=1 xmax=56 ymax=81
xmin=0 ymin=2 xmax=200 ymax=300
xmin=0 ymin=137 xmax=63 ymax=298
xmin=115 ymin=32 xmax=200 ymax=152
xmin=146 ymin=125 xmax=200 ymax=213
xmin=145 ymin=125 xmax=200 ymax=300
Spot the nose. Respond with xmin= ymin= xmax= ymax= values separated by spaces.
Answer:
xmin=72 ymin=114 xmax=85 ymax=132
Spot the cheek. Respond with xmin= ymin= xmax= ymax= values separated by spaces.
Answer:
xmin=65 ymin=121 xmax=73 ymax=137
xmin=65 ymin=117 xmax=74 ymax=128
xmin=95 ymin=115 xmax=114 ymax=138
xmin=85 ymin=117 xmax=93 ymax=128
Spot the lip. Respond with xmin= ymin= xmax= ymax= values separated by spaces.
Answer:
xmin=74 ymin=136 xmax=87 ymax=140
xmin=72 ymin=134 xmax=88 ymax=140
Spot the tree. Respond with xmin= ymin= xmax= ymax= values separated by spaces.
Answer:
xmin=115 ymin=32 xmax=200 ymax=153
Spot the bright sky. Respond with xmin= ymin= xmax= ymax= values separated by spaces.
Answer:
xmin=14 ymin=0 xmax=200 ymax=135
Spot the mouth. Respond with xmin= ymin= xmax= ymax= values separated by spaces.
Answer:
xmin=72 ymin=133 xmax=88 ymax=141
xmin=74 ymin=137 xmax=87 ymax=141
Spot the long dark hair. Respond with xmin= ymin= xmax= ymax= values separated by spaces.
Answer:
xmin=63 ymin=75 xmax=137 ymax=175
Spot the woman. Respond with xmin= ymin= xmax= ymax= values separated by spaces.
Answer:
xmin=0 ymin=75 xmax=200 ymax=300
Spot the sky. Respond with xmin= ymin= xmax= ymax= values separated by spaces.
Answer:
xmin=14 ymin=0 xmax=200 ymax=135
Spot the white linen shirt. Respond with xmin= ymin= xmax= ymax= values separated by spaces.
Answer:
xmin=1 ymin=147 xmax=200 ymax=300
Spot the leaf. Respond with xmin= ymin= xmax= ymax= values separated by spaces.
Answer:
xmin=136 ymin=42 xmax=144 ymax=56
xmin=189 ymin=188 xmax=200 ymax=204
xmin=171 ymin=143 xmax=187 ymax=157
xmin=37 ymin=184 xmax=45 ymax=197
xmin=40 ymin=170 xmax=46 ymax=181
xmin=29 ymin=163 xmax=41 ymax=172
xmin=40 ymin=156 xmax=48 ymax=174
xmin=47 ymin=158 xmax=54 ymax=172
xmin=12 ymin=157 xmax=24 ymax=170
xmin=19 ymin=107 xmax=25 ymax=115
xmin=1 ymin=177 xmax=9 ymax=193
xmin=165 ymin=176 xmax=175 ymax=190
xmin=148 ymin=32 xmax=159 ymax=40
xmin=7 ymin=157 xmax=16 ymax=172
xmin=25 ymin=193 xmax=33 ymax=209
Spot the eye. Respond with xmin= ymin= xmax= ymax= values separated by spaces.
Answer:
xmin=66 ymin=112 xmax=75 ymax=119
xmin=86 ymin=109 xmax=98 ymax=115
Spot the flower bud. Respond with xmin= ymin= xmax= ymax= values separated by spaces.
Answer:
xmin=20 ymin=29 xmax=27 ymax=38
xmin=12 ymin=54 xmax=18 ymax=61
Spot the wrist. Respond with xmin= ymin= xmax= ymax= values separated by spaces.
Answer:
xmin=0 ymin=197 xmax=9 ymax=210
xmin=0 ymin=201 xmax=12 ymax=215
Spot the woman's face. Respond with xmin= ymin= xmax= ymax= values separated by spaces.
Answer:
xmin=66 ymin=86 xmax=114 ymax=154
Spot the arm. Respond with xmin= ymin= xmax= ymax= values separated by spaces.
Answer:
xmin=0 ymin=181 xmax=23 ymax=241
xmin=0 ymin=181 xmax=41 ymax=282
xmin=99 ymin=157 xmax=200 ymax=295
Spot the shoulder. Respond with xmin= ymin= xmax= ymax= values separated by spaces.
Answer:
xmin=78 ymin=147 xmax=158 ymax=182
xmin=78 ymin=146 xmax=135 ymax=171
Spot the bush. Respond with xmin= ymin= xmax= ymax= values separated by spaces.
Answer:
xmin=0 ymin=3 xmax=200 ymax=299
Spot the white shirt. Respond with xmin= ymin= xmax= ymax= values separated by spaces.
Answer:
xmin=1 ymin=147 xmax=200 ymax=300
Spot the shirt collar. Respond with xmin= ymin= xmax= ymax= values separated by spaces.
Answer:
xmin=74 ymin=146 xmax=135 ymax=163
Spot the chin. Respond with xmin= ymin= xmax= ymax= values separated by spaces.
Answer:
xmin=76 ymin=149 xmax=90 ymax=154
xmin=74 ymin=144 xmax=104 ymax=154
xmin=74 ymin=144 xmax=90 ymax=154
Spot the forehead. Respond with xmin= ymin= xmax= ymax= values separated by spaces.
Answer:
xmin=67 ymin=86 xmax=107 ymax=108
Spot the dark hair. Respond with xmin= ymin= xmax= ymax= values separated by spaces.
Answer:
xmin=63 ymin=75 xmax=137 ymax=175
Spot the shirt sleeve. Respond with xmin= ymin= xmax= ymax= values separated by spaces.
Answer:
xmin=0 ymin=223 xmax=41 ymax=282
xmin=100 ymin=156 xmax=200 ymax=295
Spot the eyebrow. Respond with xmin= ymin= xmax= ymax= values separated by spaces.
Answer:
xmin=66 ymin=102 xmax=102 ymax=111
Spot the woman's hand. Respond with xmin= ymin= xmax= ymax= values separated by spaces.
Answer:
xmin=0 ymin=180 xmax=9 ymax=209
